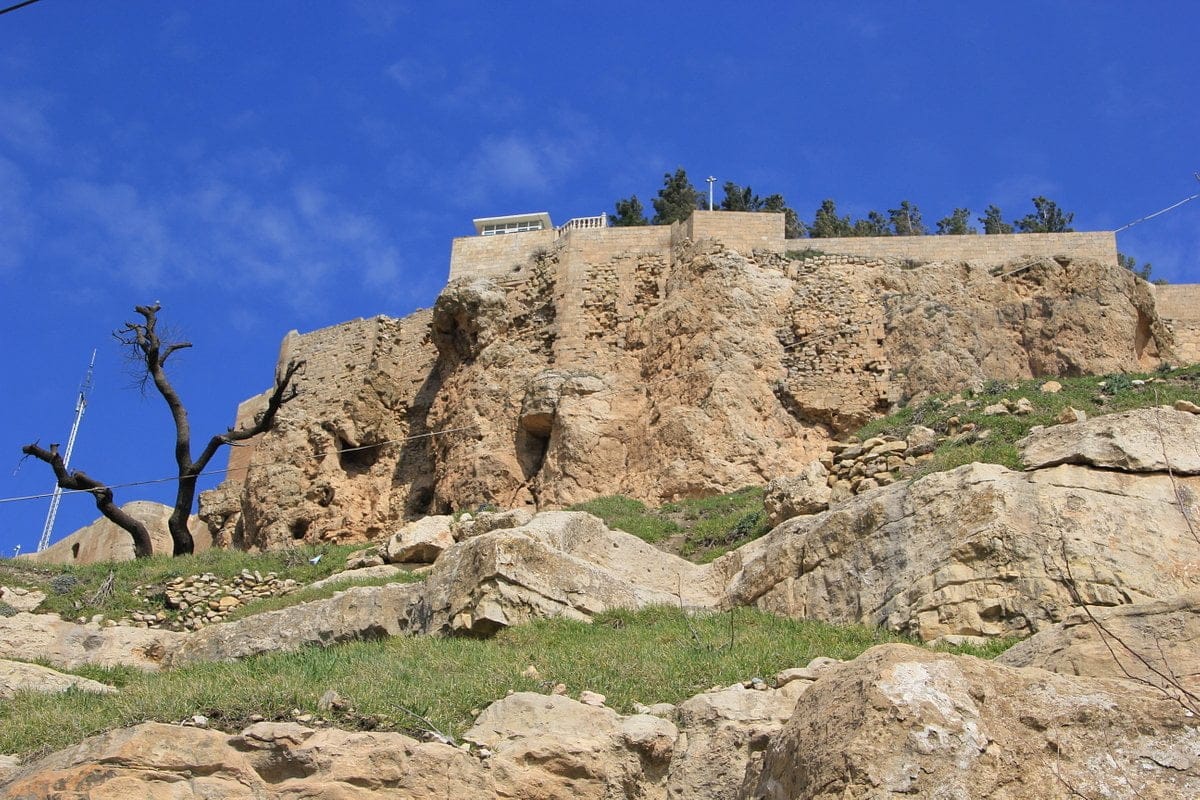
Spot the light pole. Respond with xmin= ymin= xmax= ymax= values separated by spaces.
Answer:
xmin=706 ymin=176 xmax=716 ymax=211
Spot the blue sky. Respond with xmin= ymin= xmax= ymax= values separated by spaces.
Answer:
xmin=1 ymin=1 xmax=1197 ymax=556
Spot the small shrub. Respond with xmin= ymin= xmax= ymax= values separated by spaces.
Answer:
xmin=49 ymin=574 xmax=79 ymax=595
xmin=0 ymin=601 xmax=17 ymax=617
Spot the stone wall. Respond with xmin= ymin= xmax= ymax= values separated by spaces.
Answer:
xmin=448 ymin=210 xmax=1120 ymax=283
xmin=762 ymin=230 xmax=1118 ymax=265
xmin=685 ymin=210 xmax=785 ymax=251
xmin=1154 ymin=284 xmax=1200 ymax=364
xmin=448 ymin=228 xmax=558 ymax=281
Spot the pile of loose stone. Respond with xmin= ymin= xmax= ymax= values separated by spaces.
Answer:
xmin=821 ymin=426 xmax=939 ymax=501
xmin=124 ymin=570 xmax=300 ymax=631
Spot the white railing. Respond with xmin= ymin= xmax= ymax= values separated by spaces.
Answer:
xmin=557 ymin=213 xmax=608 ymax=235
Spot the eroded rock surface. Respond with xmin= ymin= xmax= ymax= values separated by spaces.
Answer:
xmin=0 ymin=658 xmax=116 ymax=700
xmin=747 ymin=644 xmax=1200 ymax=799
xmin=204 ymin=245 xmax=1168 ymax=549
xmin=1020 ymin=406 xmax=1200 ymax=473
xmin=997 ymin=591 xmax=1200 ymax=694
xmin=0 ymin=612 xmax=185 ymax=671
xmin=719 ymin=461 xmax=1200 ymax=640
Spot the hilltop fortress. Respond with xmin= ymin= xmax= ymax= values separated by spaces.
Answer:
xmin=200 ymin=211 xmax=1199 ymax=550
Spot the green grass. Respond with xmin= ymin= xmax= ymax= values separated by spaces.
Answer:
xmin=0 ymin=605 xmax=1013 ymax=758
xmin=570 ymin=486 xmax=770 ymax=562
xmin=855 ymin=364 xmax=1200 ymax=478
xmin=568 ymin=496 xmax=681 ymax=544
xmin=0 ymin=543 xmax=370 ymax=622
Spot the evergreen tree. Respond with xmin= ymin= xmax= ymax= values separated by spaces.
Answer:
xmin=936 ymin=208 xmax=977 ymax=235
xmin=1014 ymin=196 xmax=1075 ymax=233
xmin=763 ymin=194 xmax=806 ymax=238
xmin=651 ymin=168 xmax=704 ymax=224
xmin=612 ymin=195 xmax=649 ymax=226
xmin=888 ymin=200 xmax=925 ymax=236
xmin=809 ymin=199 xmax=854 ymax=238
xmin=720 ymin=181 xmax=765 ymax=212
xmin=853 ymin=211 xmax=891 ymax=237
xmin=979 ymin=205 xmax=1014 ymax=234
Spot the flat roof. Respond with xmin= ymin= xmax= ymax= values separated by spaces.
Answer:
xmin=472 ymin=212 xmax=554 ymax=235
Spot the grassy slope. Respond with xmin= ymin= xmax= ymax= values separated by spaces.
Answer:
xmin=2 ymin=365 xmax=1195 ymax=758
xmin=0 ymin=606 xmax=1009 ymax=758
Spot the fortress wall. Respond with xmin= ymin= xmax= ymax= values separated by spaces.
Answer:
xmin=449 ymin=228 xmax=558 ymax=281
xmin=760 ymin=230 xmax=1118 ymax=266
xmin=1153 ymin=284 xmax=1200 ymax=364
xmin=685 ymin=210 xmax=785 ymax=251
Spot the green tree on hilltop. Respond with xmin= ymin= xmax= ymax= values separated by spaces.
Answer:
xmin=763 ymin=194 xmax=806 ymax=238
xmin=853 ymin=210 xmax=891 ymax=237
xmin=936 ymin=208 xmax=977 ymax=235
xmin=612 ymin=195 xmax=649 ymax=226
xmin=720 ymin=182 xmax=765 ymax=212
xmin=1118 ymin=252 xmax=1153 ymax=281
xmin=888 ymin=200 xmax=925 ymax=236
xmin=979 ymin=204 xmax=1014 ymax=234
xmin=1014 ymin=196 xmax=1075 ymax=233
xmin=652 ymin=168 xmax=704 ymax=224
xmin=810 ymin=199 xmax=854 ymax=238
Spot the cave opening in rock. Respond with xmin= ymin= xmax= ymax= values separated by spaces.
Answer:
xmin=516 ymin=427 xmax=550 ymax=481
xmin=290 ymin=518 xmax=310 ymax=540
xmin=337 ymin=437 xmax=381 ymax=475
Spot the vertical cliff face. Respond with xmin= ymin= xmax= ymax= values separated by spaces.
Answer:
xmin=203 ymin=241 xmax=1171 ymax=551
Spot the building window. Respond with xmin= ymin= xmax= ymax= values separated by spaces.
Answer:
xmin=481 ymin=219 xmax=546 ymax=236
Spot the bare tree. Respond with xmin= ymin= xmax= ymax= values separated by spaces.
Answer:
xmin=24 ymin=303 xmax=303 ymax=558
xmin=21 ymin=443 xmax=155 ymax=558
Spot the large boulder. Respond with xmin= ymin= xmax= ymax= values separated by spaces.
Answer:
xmin=747 ymin=644 xmax=1200 ymax=799
xmin=997 ymin=591 xmax=1200 ymax=695
xmin=718 ymin=461 xmax=1200 ymax=640
xmin=465 ymin=692 xmax=677 ymax=799
xmin=383 ymin=514 xmax=455 ymax=563
xmin=1020 ymin=406 xmax=1200 ymax=473
xmin=0 ymin=659 xmax=116 ymax=700
xmin=763 ymin=460 xmax=832 ymax=526
xmin=0 ymin=612 xmax=185 ymax=671
xmin=169 ymin=511 xmax=715 ymax=664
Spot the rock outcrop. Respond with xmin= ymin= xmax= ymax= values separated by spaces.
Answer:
xmin=203 ymin=244 xmax=1169 ymax=549
xmin=746 ymin=644 xmax=1200 ymax=799
xmin=719 ymin=460 xmax=1200 ymax=640
xmin=0 ymin=658 xmax=116 ymax=700
xmin=25 ymin=500 xmax=211 ymax=565
xmin=997 ymin=591 xmax=1200 ymax=695
xmin=0 ymin=612 xmax=184 ymax=671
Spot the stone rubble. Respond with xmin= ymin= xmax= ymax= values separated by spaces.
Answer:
xmin=125 ymin=569 xmax=299 ymax=631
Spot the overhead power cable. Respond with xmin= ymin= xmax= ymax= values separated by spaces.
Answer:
xmin=0 ymin=0 xmax=43 ymax=17
xmin=1114 ymin=192 xmax=1200 ymax=233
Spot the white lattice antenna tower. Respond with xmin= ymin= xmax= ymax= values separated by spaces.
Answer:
xmin=36 ymin=349 xmax=96 ymax=552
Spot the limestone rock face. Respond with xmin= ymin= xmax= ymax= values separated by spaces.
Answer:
xmin=1020 ymin=406 xmax=1200 ymax=473
xmin=747 ymin=644 xmax=1200 ymax=799
xmin=0 ymin=586 xmax=44 ymax=613
xmin=763 ymin=461 xmax=831 ymax=525
xmin=383 ymin=514 xmax=455 ymax=563
xmin=0 ymin=612 xmax=185 ymax=671
xmin=465 ymin=692 xmax=678 ymax=799
xmin=205 ymin=245 xmax=1168 ymax=548
xmin=719 ymin=461 xmax=1200 ymax=640
xmin=997 ymin=591 xmax=1200 ymax=695
xmin=0 ymin=658 xmax=117 ymax=699
xmin=200 ymin=312 xmax=439 ymax=550
xmin=24 ymin=501 xmax=210 ymax=564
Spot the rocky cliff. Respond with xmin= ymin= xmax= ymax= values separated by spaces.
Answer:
xmin=203 ymin=241 xmax=1171 ymax=550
